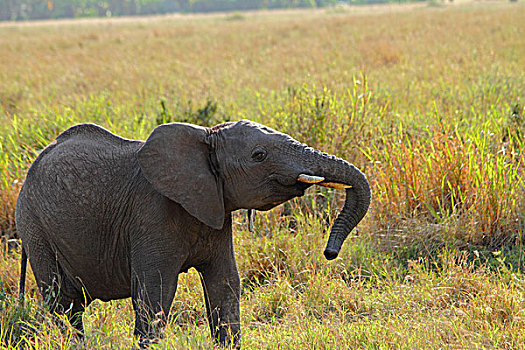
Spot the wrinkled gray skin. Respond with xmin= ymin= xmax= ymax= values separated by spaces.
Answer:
xmin=16 ymin=120 xmax=370 ymax=346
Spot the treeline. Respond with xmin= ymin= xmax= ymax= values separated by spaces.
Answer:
xmin=0 ymin=0 xmax=398 ymax=21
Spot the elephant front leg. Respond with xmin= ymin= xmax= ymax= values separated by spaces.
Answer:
xmin=199 ymin=256 xmax=241 ymax=346
xmin=131 ymin=265 xmax=179 ymax=342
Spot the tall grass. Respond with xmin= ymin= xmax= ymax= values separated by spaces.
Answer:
xmin=370 ymin=121 xmax=524 ymax=247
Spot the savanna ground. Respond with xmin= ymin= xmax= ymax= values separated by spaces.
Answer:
xmin=1 ymin=1 xmax=525 ymax=348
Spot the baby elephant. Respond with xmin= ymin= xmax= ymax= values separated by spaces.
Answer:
xmin=16 ymin=120 xmax=370 ymax=345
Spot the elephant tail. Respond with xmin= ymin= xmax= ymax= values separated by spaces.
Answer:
xmin=19 ymin=246 xmax=27 ymax=306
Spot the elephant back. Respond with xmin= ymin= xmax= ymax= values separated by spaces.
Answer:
xmin=55 ymin=123 xmax=140 ymax=149
xmin=25 ymin=123 xmax=141 ymax=178
xmin=19 ymin=123 xmax=143 ymax=223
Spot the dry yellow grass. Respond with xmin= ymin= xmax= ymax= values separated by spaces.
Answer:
xmin=0 ymin=1 xmax=522 ymax=119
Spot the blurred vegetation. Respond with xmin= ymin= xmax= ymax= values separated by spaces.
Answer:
xmin=0 ymin=0 xmax=421 ymax=21
xmin=0 ymin=2 xmax=524 ymax=348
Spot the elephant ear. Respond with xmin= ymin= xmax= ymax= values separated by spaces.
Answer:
xmin=137 ymin=123 xmax=225 ymax=230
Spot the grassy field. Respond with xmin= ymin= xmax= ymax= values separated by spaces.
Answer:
xmin=1 ymin=1 xmax=525 ymax=348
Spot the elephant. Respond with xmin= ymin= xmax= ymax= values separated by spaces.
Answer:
xmin=16 ymin=119 xmax=370 ymax=346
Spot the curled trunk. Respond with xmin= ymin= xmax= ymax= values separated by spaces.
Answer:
xmin=324 ymin=181 xmax=369 ymax=260
xmin=302 ymin=150 xmax=371 ymax=260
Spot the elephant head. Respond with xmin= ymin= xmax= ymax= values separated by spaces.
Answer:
xmin=137 ymin=119 xmax=370 ymax=260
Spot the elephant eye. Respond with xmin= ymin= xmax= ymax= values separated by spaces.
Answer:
xmin=251 ymin=148 xmax=267 ymax=162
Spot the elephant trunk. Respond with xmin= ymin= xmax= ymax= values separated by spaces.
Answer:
xmin=298 ymin=148 xmax=371 ymax=260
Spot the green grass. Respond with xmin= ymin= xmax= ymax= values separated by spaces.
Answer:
xmin=1 ymin=1 xmax=525 ymax=348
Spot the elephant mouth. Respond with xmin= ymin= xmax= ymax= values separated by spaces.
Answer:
xmin=256 ymin=179 xmax=311 ymax=211
xmin=285 ymin=178 xmax=311 ymax=198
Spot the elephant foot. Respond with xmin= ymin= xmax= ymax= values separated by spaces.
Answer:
xmin=137 ymin=337 xmax=159 ymax=349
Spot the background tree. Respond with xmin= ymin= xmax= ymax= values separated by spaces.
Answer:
xmin=1 ymin=0 xmax=411 ymax=21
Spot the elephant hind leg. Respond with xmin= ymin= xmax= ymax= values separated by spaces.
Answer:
xmin=61 ymin=297 xmax=90 ymax=334
xmin=38 ymin=263 xmax=91 ymax=334
xmin=22 ymin=231 xmax=89 ymax=334
xmin=41 ymin=271 xmax=93 ymax=337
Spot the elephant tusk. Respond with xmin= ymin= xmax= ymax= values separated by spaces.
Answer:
xmin=297 ymin=174 xmax=352 ymax=189
xmin=297 ymin=174 xmax=325 ymax=184
xmin=318 ymin=182 xmax=352 ymax=189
